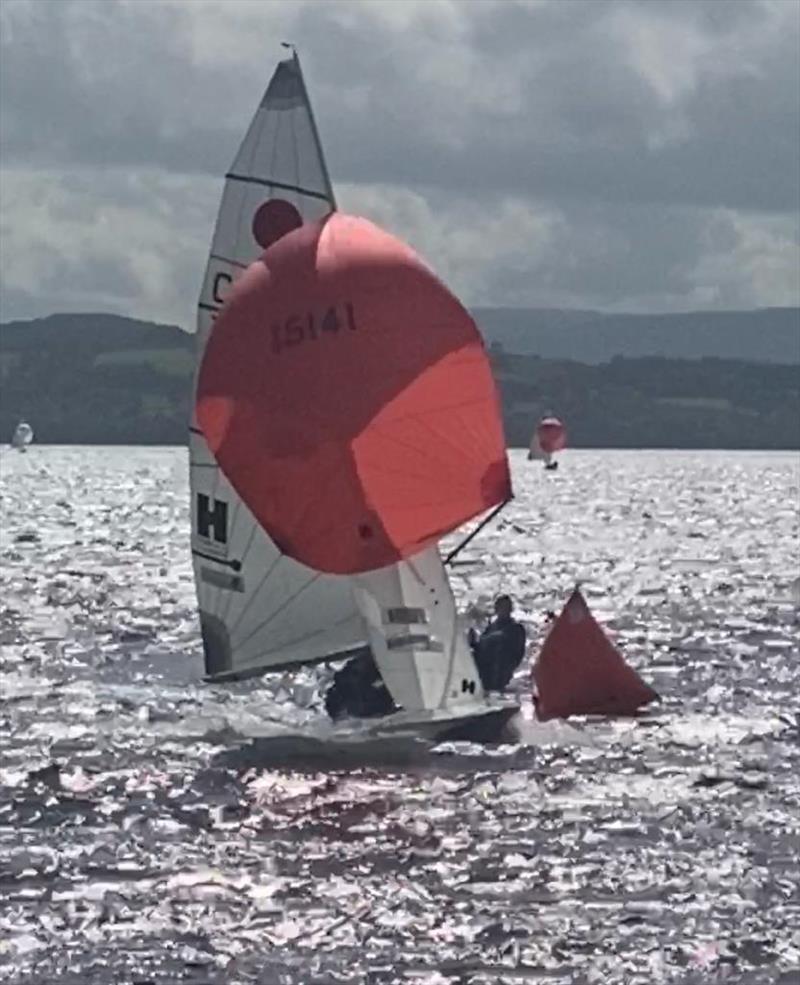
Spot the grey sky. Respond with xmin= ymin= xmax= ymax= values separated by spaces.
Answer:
xmin=1 ymin=0 xmax=798 ymax=327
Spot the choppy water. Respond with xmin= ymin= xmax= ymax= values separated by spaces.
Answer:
xmin=1 ymin=447 xmax=798 ymax=985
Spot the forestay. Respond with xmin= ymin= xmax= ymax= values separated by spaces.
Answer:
xmin=190 ymin=54 xmax=366 ymax=680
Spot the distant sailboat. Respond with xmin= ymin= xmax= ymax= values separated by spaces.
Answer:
xmin=11 ymin=420 xmax=33 ymax=452
xmin=189 ymin=50 xmax=517 ymax=742
xmin=528 ymin=416 xmax=566 ymax=470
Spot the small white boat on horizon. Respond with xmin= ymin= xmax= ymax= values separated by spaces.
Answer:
xmin=11 ymin=419 xmax=33 ymax=452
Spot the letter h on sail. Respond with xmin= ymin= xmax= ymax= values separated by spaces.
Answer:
xmin=197 ymin=494 xmax=228 ymax=544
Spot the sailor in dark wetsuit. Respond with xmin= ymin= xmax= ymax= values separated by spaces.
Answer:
xmin=324 ymin=649 xmax=396 ymax=721
xmin=468 ymin=594 xmax=527 ymax=692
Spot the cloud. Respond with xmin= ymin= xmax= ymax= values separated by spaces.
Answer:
xmin=1 ymin=0 xmax=798 ymax=323
xmin=0 ymin=167 xmax=216 ymax=324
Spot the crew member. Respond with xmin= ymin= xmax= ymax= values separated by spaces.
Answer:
xmin=469 ymin=594 xmax=527 ymax=692
xmin=324 ymin=649 xmax=395 ymax=721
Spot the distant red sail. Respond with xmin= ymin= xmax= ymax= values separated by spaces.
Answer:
xmin=196 ymin=212 xmax=511 ymax=575
xmin=533 ymin=588 xmax=658 ymax=720
xmin=536 ymin=417 xmax=566 ymax=455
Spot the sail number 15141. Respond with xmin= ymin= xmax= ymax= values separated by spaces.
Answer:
xmin=271 ymin=302 xmax=357 ymax=354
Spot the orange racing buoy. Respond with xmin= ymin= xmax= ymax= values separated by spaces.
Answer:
xmin=533 ymin=588 xmax=658 ymax=720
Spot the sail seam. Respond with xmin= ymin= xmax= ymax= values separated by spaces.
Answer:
xmin=225 ymin=551 xmax=284 ymax=639
xmin=209 ymin=253 xmax=248 ymax=270
xmin=232 ymin=574 xmax=322 ymax=652
xmin=224 ymin=172 xmax=331 ymax=202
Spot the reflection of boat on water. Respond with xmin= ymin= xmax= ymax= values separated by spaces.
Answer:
xmin=11 ymin=419 xmax=33 ymax=452
xmin=528 ymin=415 xmax=566 ymax=469
xmin=188 ymin=50 xmax=518 ymax=744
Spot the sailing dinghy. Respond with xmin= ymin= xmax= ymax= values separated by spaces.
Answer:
xmin=528 ymin=416 xmax=565 ymax=470
xmin=11 ymin=420 xmax=33 ymax=452
xmin=190 ymin=51 xmax=518 ymax=743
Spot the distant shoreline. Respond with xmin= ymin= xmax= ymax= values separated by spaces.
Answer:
xmin=2 ymin=311 xmax=799 ymax=450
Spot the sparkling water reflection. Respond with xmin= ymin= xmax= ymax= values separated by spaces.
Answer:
xmin=1 ymin=447 xmax=798 ymax=984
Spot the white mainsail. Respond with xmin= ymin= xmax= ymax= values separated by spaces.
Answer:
xmin=190 ymin=53 xmax=365 ymax=680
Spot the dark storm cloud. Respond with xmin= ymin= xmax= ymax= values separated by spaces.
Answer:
xmin=0 ymin=0 xmax=798 ymax=321
xmin=308 ymin=0 xmax=800 ymax=213
xmin=2 ymin=0 xmax=797 ymax=211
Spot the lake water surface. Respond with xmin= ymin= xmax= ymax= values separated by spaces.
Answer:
xmin=1 ymin=447 xmax=798 ymax=984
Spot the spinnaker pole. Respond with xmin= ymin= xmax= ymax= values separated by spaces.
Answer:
xmin=443 ymin=497 xmax=512 ymax=566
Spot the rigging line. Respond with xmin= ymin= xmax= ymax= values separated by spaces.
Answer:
xmin=443 ymin=498 xmax=512 ymax=566
xmin=233 ymin=573 xmax=322 ymax=654
xmin=225 ymin=549 xmax=284 ymax=638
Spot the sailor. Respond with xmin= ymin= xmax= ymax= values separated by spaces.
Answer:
xmin=468 ymin=594 xmax=527 ymax=692
xmin=324 ymin=649 xmax=396 ymax=721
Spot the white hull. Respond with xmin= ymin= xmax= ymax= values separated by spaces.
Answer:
xmin=337 ymin=694 xmax=520 ymax=743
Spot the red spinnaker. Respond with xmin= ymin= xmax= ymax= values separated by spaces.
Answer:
xmin=196 ymin=212 xmax=511 ymax=575
xmin=533 ymin=588 xmax=658 ymax=720
xmin=536 ymin=417 xmax=566 ymax=455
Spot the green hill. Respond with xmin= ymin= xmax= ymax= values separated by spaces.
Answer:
xmin=1 ymin=312 xmax=798 ymax=448
xmin=473 ymin=306 xmax=800 ymax=364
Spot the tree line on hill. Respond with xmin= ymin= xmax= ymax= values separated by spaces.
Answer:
xmin=0 ymin=312 xmax=798 ymax=448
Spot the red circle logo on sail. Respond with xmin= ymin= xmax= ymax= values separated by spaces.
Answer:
xmin=252 ymin=199 xmax=303 ymax=251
